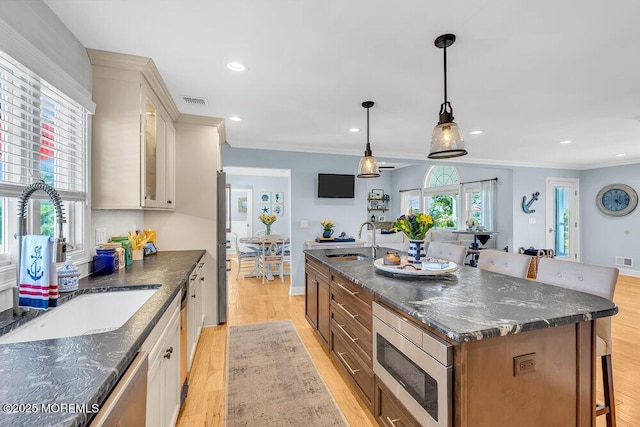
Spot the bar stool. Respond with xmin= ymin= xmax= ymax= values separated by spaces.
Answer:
xmin=477 ymin=250 xmax=532 ymax=279
xmin=425 ymin=242 xmax=467 ymax=266
xmin=536 ymin=258 xmax=619 ymax=427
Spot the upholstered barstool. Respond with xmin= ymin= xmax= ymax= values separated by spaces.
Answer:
xmin=477 ymin=250 xmax=532 ymax=279
xmin=425 ymin=242 xmax=467 ymax=266
xmin=536 ymin=258 xmax=619 ymax=427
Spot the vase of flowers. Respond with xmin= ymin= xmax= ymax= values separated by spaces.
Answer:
xmin=259 ymin=213 xmax=277 ymax=235
xmin=320 ymin=218 xmax=335 ymax=238
xmin=392 ymin=209 xmax=434 ymax=263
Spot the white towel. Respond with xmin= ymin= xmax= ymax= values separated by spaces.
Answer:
xmin=18 ymin=235 xmax=58 ymax=310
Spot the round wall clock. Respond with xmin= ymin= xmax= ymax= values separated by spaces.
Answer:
xmin=596 ymin=183 xmax=638 ymax=217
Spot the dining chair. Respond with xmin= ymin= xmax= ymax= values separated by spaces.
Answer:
xmin=231 ymin=233 xmax=258 ymax=279
xmin=477 ymin=250 xmax=531 ymax=279
xmin=536 ymin=258 xmax=619 ymax=427
xmin=258 ymin=237 xmax=285 ymax=284
xmin=425 ymin=242 xmax=467 ymax=266
xmin=255 ymin=230 xmax=265 ymax=237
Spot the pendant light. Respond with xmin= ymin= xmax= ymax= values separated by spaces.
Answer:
xmin=357 ymin=101 xmax=380 ymax=178
xmin=428 ymin=34 xmax=468 ymax=159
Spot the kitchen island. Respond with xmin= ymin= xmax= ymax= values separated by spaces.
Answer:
xmin=0 ymin=250 xmax=204 ymax=427
xmin=304 ymin=246 xmax=618 ymax=427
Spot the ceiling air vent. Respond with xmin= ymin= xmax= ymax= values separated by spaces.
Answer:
xmin=181 ymin=96 xmax=208 ymax=106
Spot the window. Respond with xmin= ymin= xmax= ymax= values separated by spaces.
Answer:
xmin=423 ymin=166 xmax=460 ymax=228
xmin=0 ymin=48 xmax=88 ymax=266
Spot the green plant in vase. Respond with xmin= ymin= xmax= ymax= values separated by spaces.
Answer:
xmin=320 ymin=218 xmax=335 ymax=238
xmin=392 ymin=209 xmax=434 ymax=263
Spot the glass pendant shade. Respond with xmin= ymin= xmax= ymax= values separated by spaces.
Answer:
xmin=357 ymin=152 xmax=380 ymax=178
xmin=429 ymin=121 xmax=467 ymax=159
xmin=357 ymin=101 xmax=380 ymax=178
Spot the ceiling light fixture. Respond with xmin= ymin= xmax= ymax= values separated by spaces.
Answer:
xmin=615 ymin=153 xmax=626 ymax=157
xmin=428 ymin=34 xmax=467 ymax=159
xmin=349 ymin=128 xmax=360 ymax=133
xmin=229 ymin=116 xmax=242 ymax=122
xmin=559 ymin=140 xmax=572 ymax=144
xmin=469 ymin=130 xmax=483 ymax=135
xmin=357 ymin=101 xmax=380 ymax=178
xmin=226 ymin=62 xmax=247 ymax=72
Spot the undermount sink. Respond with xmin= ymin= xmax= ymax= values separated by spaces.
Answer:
xmin=326 ymin=253 xmax=370 ymax=261
xmin=0 ymin=288 xmax=159 ymax=344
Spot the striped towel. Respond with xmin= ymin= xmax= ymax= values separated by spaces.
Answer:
xmin=18 ymin=235 xmax=58 ymax=310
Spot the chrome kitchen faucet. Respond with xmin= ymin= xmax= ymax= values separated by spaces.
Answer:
xmin=14 ymin=181 xmax=69 ymax=315
xmin=358 ymin=221 xmax=378 ymax=258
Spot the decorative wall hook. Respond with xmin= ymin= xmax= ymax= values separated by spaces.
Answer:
xmin=522 ymin=192 xmax=540 ymax=214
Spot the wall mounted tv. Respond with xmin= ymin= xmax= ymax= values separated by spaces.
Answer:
xmin=317 ymin=173 xmax=355 ymax=198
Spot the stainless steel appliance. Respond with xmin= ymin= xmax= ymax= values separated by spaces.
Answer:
xmin=373 ymin=302 xmax=453 ymax=427
xmin=90 ymin=352 xmax=148 ymax=426
xmin=216 ymin=170 xmax=230 ymax=323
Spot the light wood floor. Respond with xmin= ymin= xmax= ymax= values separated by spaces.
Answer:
xmin=178 ymin=260 xmax=640 ymax=427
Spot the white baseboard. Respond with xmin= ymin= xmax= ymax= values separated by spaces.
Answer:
xmin=619 ymin=268 xmax=640 ymax=278
xmin=289 ymin=285 xmax=304 ymax=296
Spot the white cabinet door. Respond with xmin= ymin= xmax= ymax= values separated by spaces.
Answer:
xmin=145 ymin=353 xmax=162 ymax=427
xmin=163 ymin=310 xmax=181 ymax=427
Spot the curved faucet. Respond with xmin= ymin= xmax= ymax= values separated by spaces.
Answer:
xmin=358 ymin=221 xmax=378 ymax=258
xmin=14 ymin=181 xmax=67 ymax=315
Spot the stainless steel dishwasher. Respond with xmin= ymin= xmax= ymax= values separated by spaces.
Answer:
xmin=90 ymin=352 xmax=148 ymax=426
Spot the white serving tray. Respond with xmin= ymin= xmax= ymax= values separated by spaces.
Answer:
xmin=374 ymin=257 xmax=458 ymax=276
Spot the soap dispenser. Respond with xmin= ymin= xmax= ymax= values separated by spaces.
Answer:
xmin=58 ymin=257 xmax=79 ymax=292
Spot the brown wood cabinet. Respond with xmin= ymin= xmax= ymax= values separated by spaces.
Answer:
xmin=329 ymin=271 xmax=374 ymax=410
xmin=305 ymin=256 xmax=330 ymax=349
xmin=374 ymin=377 xmax=421 ymax=427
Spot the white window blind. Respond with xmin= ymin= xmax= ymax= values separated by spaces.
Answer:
xmin=0 ymin=49 xmax=87 ymax=199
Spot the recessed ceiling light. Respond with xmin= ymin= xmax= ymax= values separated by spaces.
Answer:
xmin=469 ymin=130 xmax=483 ymax=135
xmin=615 ymin=153 xmax=626 ymax=157
xmin=349 ymin=128 xmax=360 ymax=133
xmin=226 ymin=62 xmax=247 ymax=72
xmin=559 ymin=140 xmax=572 ymax=145
xmin=229 ymin=116 xmax=242 ymax=122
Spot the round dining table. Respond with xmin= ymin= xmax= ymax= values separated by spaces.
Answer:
xmin=239 ymin=236 xmax=290 ymax=280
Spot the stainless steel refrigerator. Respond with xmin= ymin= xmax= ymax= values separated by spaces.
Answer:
xmin=216 ymin=170 xmax=230 ymax=323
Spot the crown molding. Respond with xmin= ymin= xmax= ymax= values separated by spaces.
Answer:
xmin=87 ymin=48 xmax=180 ymax=120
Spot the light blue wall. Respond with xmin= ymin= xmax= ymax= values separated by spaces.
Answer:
xmin=223 ymin=146 xmax=394 ymax=293
xmin=580 ymin=164 xmax=640 ymax=272
xmin=511 ymin=168 xmax=580 ymax=251
xmin=226 ymin=174 xmax=290 ymax=236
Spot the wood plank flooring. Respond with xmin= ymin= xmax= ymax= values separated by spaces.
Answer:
xmin=177 ymin=259 xmax=376 ymax=426
xmin=178 ymin=259 xmax=640 ymax=427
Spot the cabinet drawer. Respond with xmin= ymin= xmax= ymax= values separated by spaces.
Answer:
xmin=331 ymin=285 xmax=372 ymax=333
xmin=375 ymin=378 xmax=421 ymax=427
xmin=306 ymin=258 xmax=330 ymax=283
xmin=332 ymin=328 xmax=373 ymax=407
xmin=331 ymin=303 xmax=372 ymax=366
xmin=331 ymin=273 xmax=373 ymax=311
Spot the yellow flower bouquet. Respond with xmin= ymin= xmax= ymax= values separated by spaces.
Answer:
xmin=259 ymin=213 xmax=277 ymax=235
xmin=392 ymin=209 xmax=434 ymax=240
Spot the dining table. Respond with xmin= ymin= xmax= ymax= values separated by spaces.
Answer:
xmin=239 ymin=235 xmax=290 ymax=280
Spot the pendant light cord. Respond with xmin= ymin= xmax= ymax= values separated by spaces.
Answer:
xmin=443 ymin=45 xmax=448 ymax=104
xmin=366 ymin=105 xmax=370 ymax=149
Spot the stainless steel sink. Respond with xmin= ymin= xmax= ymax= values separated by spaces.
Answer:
xmin=326 ymin=253 xmax=369 ymax=261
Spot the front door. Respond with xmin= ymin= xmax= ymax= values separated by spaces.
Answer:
xmin=545 ymin=178 xmax=580 ymax=260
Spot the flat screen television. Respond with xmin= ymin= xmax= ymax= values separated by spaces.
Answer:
xmin=317 ymin=173 xmax=355 ymax=198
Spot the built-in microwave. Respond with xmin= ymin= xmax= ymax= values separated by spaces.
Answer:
xmin=373 ymin=302 xmax=453 ymax=427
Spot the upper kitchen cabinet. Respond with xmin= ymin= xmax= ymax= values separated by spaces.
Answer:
xmin=89 ymin=49 xmax=179 ymax=210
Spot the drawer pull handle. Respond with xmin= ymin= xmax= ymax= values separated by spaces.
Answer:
xmin=334 ymin=281 xmax=359 ymax=297
xmin=386 ymin=417 xmax=401 ymax=426
xmin=164 ymin=346 xmax=173 ymax=359
xmin=336 ymin=351 xmax=360 ymax=375
xmin=336 ymin=323 xmax=359 ymax=343
xmin=336 ymin=302 xmax=359 ymax=320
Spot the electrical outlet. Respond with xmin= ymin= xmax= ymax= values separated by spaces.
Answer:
xmin=300 ymin=220 xmax=309 ymax=228
xmin=95 ymin=228 xmax=107 ymax=245
xmin=513 ymin=353 xmax=536 ymax=376
xmin=528 ymin=218 xmax=536 ymax=224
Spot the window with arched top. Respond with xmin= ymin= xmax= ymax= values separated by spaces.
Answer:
xmin=425 ymin=166 xmax=459 ymax=188
xmin=422 ymin=166 xmax=460 ymax=229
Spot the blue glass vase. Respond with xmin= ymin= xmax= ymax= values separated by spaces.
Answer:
xmin=322 ymin=229 xmax=334 ymax=238
xmin=407 ymin=240 xmax=424 ymax=264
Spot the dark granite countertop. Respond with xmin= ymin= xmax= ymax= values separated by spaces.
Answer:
xmin=304 ymin=247 xmax=618 ymax=343
xmin=0 ymin=250 xmax=205 ymax=427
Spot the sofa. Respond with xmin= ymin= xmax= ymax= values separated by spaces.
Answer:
xmin=367 ymin=228 xmax=494 ymax=253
